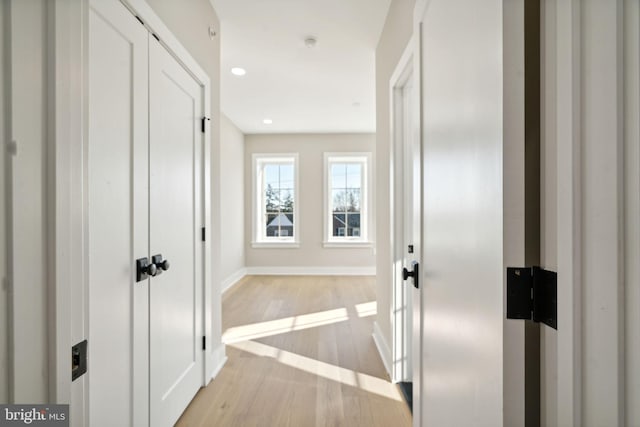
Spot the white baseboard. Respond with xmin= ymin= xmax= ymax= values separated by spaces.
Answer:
xmin=209 ymin=344 xmax=227 ymax=381
xmin=372 ymin=321 xmax=391 ymax=377
xmin=245 ymin=266 xmax=376 ymax=276
xmin=221 ymin=268 xmax=248 ymax=293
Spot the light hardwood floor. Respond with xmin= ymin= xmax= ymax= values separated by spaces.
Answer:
xmin=176 ymin=275 xmax=412 ymax=427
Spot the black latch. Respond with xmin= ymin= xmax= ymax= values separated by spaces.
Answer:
xmin=201 ymin=117 xmax=211 ymax=133
xmin=72 ymin=340 xmax=88 ymax=381
xmin=507 ymin=266 xmax=557 ymax=329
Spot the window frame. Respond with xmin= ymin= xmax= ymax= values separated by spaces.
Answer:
xmin=252 ymin=153 xmax=300 ymax=248
xmin=323 ymin=152 xmax=372 ymax=247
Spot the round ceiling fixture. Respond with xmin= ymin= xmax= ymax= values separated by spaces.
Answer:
xmin=304 ymin=37 xmax=317 ymax=48
xmin=231 ymin=67 xmax=246 ymax=76
xmin=263 ymin=119 xmax=273 ymax=125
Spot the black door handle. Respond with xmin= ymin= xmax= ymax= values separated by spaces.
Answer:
xmin=402 ymin=261 xmax=419 ymax=289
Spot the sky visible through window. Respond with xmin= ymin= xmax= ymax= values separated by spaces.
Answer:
xmin=264 ymin=163 xmax=294 ymax=237
xmin=331 ymin=163 xmax=361 ymax=237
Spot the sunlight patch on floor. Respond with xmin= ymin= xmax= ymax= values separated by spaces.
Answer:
xmin=223 ymin=302 xmax=376 ymax=344
xmin=354 ymin=301 xmax=377 ymax=317
xmin=230 ymin=339 xmax=403 ymax=402
xmin=223 ymin=307 xmax=348 ymax=343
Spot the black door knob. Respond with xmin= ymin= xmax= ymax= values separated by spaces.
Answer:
xmin=146 ymin=263 xmax=158 ymax=276
xmin=136 ymin=257 xmax=157 ymax=282
xmin=152 ymin=254 xmax=170 ymax=274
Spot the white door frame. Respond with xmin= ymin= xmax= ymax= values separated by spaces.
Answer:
xmin=389 ymin=35 xmax=421 ymax=427
xmin=51 ymin=1 xmax=213 ymax=425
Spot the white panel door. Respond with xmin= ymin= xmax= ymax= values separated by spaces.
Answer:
xmin=88 ymin=1 xmax=149 ymax=426
xmin=148 ymin=38 xmax=204 ymax=427
xmin=417 ymin=0 xmax=504 ymax=425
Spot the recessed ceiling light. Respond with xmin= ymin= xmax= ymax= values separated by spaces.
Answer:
xmin=231 ymin=67 xmax=246 ymax=76
xmin=263 ymin=119 xmax=273 ymax=125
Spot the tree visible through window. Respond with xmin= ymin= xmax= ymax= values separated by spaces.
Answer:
xmin=264 ymin=163 xmax=295 ymax=238
xmin=331 ymin=163 xmax=362 ymax=237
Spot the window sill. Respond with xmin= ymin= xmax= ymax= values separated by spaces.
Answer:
xmin=252 ymin=241 xmax=300 ymax=249
xmin=323 ymin=241 xmax=373 ymax=249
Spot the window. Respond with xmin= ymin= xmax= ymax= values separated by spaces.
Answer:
xmin=324 ymin=153 xmax=371 ymax=246
xmin=252 ymin=154 xmax=299 ymax=247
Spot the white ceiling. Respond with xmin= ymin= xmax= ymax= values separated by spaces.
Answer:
xmin=210 ymin=0 xmax=391 ymax=134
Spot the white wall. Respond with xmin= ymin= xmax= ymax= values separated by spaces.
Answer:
xmin=244 ymin=133 xmax=376 ymax=272
xmin=220 ymin=114 xmax=245 ymax=288
xmin=0 ymin=0 xmax=8 ymax=404
xmin=8 ymin=0 xmax=49 ymax=403
xmin=145 ymin=0 xmax=225 ymax=370
xmin=374 ymin=0 xmax=416 ymax=360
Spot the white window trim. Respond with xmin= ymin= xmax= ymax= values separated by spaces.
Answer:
xmin=252 ymin=153 xmax=300 ymax=247
xmin=323 ymin=152 xmax=373 ymax=247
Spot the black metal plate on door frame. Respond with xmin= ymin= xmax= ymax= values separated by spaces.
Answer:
xmin=72 ymin=340 xmax=88 ymax=381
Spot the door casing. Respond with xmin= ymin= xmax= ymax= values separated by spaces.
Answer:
xmin=389 ymin=34 xmax=422 ymax=427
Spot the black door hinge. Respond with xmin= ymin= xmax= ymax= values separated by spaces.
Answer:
xmin=201 ymin=117 xmax=211 ymax=133
xmin=201 ymin=227 xmax=206 ymax=242
xmin=202 ymin=336 xmax=206 ymax=351
xmin=506 ymin=266 xmax=557 ymax=329
xmin=135 ymin=16 xmax=144 ymax=26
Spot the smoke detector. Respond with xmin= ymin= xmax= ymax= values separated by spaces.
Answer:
xmin=304 ymin=37 xmax=317 ymax=48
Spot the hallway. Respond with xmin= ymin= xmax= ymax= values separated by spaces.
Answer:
xmin=176 ymin=276 xmax=411 ymax=426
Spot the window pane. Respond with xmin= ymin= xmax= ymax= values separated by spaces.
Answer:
xmin=283 ymin=214 xmax=294 ymax=236
xmin=331 ymin=164 xmax=347 ymax=189
xmin=280 ymin=189 xmax=294 ymax=212
xmin=264 ymin=164 xmax=280 ymax=187
xmin=347 ymin=213 xmax=361 ymax=229
xmin=344 ymin=189 xmax=360 ymax=212
xmin=332 ymin=190 xmax=347 ymax=212
xmin=265 ymin=213 xmax=278 ymax=236
xmin=332 ymin=214 xmax=346 ymax=237
xmin=279 ymin=164 xmax=294 ymax=189
xmin=346 ymin=163 xmax=362 ymax=189
xmin=265 ymin=188 xmax=279 ymax=212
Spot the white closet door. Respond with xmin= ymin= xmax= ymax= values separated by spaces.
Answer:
xmin=148 ymin=38 xmax=204 ymax=427
xmin=88 ymin=1 xmax=149 ymax=426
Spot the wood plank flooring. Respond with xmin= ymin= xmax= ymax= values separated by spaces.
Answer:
xmin=176 ymin=275 xmax=412 ymax=427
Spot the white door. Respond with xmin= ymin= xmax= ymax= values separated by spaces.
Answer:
xmin=416 ymin=0 xmax=504 ymax=425
xmin=88 ymin=2 xmax=149 ymax=425
xmin=89 ymin=2 xmax=204 ymax=426
xmin=148 ymin=38 xmax=204 ymax=427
